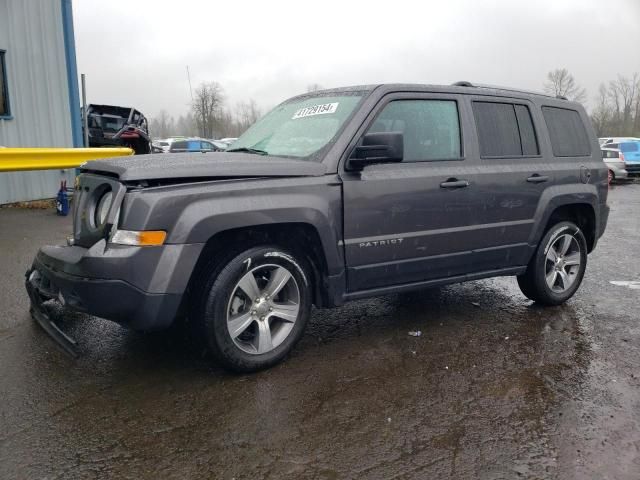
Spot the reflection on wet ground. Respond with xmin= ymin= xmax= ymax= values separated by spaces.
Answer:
xmin=1 ymin=184 xmax=639 ymax=479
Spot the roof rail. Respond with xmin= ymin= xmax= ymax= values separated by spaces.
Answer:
xmin=451 ymin=81 xmax=560 ymax=99
xmin=452 ymin=81 xmax=474 ymax=87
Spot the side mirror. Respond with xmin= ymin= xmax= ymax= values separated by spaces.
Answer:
xmin=347 ymin=132 xmax=403 ymax=171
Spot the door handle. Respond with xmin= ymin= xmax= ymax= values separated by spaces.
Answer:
xmin=440 ymin=178 xmax=469 ymax=189
xmin=526 ymin=174 xmax=549 ymax=183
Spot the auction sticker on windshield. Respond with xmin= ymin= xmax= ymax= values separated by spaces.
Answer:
xmin=292 ymin=102 xmax=339 ymax=120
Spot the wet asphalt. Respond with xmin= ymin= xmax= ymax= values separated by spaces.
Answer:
xmin=1 ymin=184 xmax=639 ymax=479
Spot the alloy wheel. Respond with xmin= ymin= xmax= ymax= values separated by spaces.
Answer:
xmin=545 ymin=233 xmax=582 ymax=293
xmin=226 ymin=264 xmax=300 ymax=355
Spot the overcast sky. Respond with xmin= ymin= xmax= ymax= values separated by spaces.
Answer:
xmin=73 ymin=0 xmax=640 ymax=119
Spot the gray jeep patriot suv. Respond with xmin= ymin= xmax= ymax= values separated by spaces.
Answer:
xmin=26 ymin=82 xmax=609 ymax=372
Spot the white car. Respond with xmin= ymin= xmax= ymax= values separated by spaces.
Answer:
xmin=601 ymin=147 xmax=628 ymax=183
xmin=600 ymin=137 xmax=640 ymax=147
xmin=219 ymin=137 xmax=238 ymax=146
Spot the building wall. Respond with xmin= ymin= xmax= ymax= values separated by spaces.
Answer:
xmin=0 ymin=0 xmax=78 ymax=204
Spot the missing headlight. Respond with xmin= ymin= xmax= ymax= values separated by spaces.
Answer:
xmin=95 ymin=190 xmax=113 ymax=226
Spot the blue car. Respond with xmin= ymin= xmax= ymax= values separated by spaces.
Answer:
xmin=604 ymin=141 xmax=640 ymax=176
xmin=169 ymin=139 xmax=223 ymax=153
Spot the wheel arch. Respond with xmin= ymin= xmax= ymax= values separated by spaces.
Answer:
xmin=184 ymin=222 xmax=333 ymax=310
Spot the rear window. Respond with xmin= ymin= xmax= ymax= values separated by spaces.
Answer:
xmin=601 ymin=150 xmax=619 ymax=159
xmin=472 ymin=102 xmax=539 ymax=157
xmin=620 ymin=142 xmax=639 ymax=153
xmin=542 ymin=106 xmax=591 ymax=157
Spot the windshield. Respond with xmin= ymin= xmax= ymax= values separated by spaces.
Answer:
xmin=230 ymin=94 xmax=363 ymax=158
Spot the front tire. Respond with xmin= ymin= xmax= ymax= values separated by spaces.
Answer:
xmin=517 ymin=221 xmax=587 ymax=306
xmin=196 ymin=246 xmax=312 ymax=372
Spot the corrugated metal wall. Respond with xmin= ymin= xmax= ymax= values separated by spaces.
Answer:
xmin=0 ymin=0 xmax=75 ymax=204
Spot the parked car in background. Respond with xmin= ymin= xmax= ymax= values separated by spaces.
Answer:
xmin=151 ymin=141 xmax=165 ymax=154
xmin=602 ymin=141 xmax=640 ymax=176
xmin=599 ymin=137 xmax=640 ymax=146
xmin=209 ymin=140 xmax=229 ymax=151
xmin=219 ymin=137 xmax=238 ymax=146
xmin=152 ymin=137 xmax=186 ymax=153
xmin=169 ymin=138 xmax=223 ymax=153
xmin=601 ymin=148 xmax=628 ymax=183
xmin=84 ymin=104 xmax=151 ymax=155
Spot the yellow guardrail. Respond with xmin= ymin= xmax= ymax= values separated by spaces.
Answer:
xmin=0 ymin=147 xmax=133 ymax=172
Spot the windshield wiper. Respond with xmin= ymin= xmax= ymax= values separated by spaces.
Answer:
xmin=226 ymin=147 xmax=269 ymax=156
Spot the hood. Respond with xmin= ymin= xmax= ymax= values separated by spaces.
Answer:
xmin=81 ymin=152 xmax=327 ymax=181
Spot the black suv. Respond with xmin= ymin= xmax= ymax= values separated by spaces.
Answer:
xmin=27 ymin=83 xmax=609 ymax=372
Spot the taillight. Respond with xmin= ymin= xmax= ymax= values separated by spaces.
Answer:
xmin=619 ymin=152 xmax=625 ymax=163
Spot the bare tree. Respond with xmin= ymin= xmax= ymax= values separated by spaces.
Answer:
xmin=175 ymin=113 xmax=197 ymax=137
xmin=543 ymin=68 xmax=587 ymax=103
xmin=590 ymin=84 xmax=612 ymax=136
xmin=306 ymin=83 xmax=324 ymax=93
xmin=235 ymin=99 xmax=262 ymax=133
xmin=150 ymin=110 xmax=175 ymax=139
xmin=609 ymin=74 xmax=640 ymax=135
xmin=192 ymin=82 xmax=224 ymax=138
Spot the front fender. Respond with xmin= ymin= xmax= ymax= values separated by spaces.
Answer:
xmin=120 ymin=176 xmax=344 ymax=275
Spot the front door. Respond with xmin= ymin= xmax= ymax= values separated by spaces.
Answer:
xmin=341 ymin=94 xmax=481 ymax=292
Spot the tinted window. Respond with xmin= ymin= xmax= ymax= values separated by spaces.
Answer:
xmin=367 ymin=100 xmax=461 ymax=161
xmin=620 ymin=142 xmax=639 ymax=152
xmin=542 ymin=106 xmax=591 ymax=157
xmin=514 ymin=105 xmax=539 ymax=155
xmin=473 ymin=102 xmax=521 ymax=157
xmin=201 ymin=141 xmax=213 ymax=150
xmin=171 ymin=141 xmax=187 ymax=150
xmin=608 ymin=143 xmax=619 ymax=149
xmin=473 ymin=102 xmax=539 ymax=157
xmin=0 ymin=50 xmax=8 ymax=116
xmin=601 ymin=150 xmax=618 ymax=159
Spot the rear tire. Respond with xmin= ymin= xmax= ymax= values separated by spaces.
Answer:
xmin=517 ymin=221 xmax=587 ymax=306
xmin=195 ymin=246 xmax=312 ymax=372
xmin=608 ymin=169 xmax=614 ymax=184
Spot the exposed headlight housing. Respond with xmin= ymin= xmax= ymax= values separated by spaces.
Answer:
xmin=94 ymin=190 xmax=113 ymax=227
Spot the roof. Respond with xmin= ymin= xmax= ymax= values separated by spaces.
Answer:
xmin=287 ymin=82 xmax=569 ymax=103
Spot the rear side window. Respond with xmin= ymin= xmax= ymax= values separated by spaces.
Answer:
xmin=542 ymin=106 xmax=591 ymax=157
xmin=473 ymin=102 xmax=539 ymax=157
xmin=172 ymin=141 xmax=187 ymax=150
xmin=620 ymin=142 xmax=639 ymax=153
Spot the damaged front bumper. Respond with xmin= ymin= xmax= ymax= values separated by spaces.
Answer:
xmin=26 ymin=268 xmax=80 ymax=357
xmin=24 ymin=241 xmax=202 ymax=355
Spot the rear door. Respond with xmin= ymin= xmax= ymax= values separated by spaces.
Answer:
xmin=464 ymin=97 xmax=552 ymax=270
